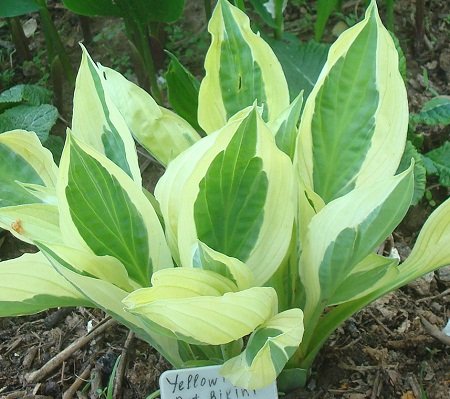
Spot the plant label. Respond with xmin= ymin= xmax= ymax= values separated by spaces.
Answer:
xmin=159 ymin=365 xmax=278 ymax=399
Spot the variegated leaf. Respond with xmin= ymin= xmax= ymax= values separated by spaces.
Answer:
xmin=0 ymin=204 xmax=60 ymax=244
xmin=0 ymin=130 xmax=57 ymax=207
xmin=396 ymin=197 xmax=450 ymax=284
xmin=299 ymin=166 xmax=413 ymax=320
xmin=124 ymin=283 xmax=278 ymax=345
xmin=39 ymin=245 xmax=185 ymax=368
xmin=269 ymin=93 xmax=303 ymax=160
xmin=58 ymin=133 xmax=173 ymax=287
xmin=221 ymin=308 xmax=304 ymax=389
xmin=99 ymin=65 xmax=201 ymax=167
xmin=0 ymin=252 xmax=91 ymax=317
xmin=72 ymin=47 xmax=141 ymax=183
xmin=38 ymin=242 xmax=136 ymax=292
xmin=198 ymin=0 xmax=289 ymax=133
xmin=296 ymin=2 xmax=408 ymax=203
xmin=156 ymin=107 xmax=295 ymax=285
xmin=327 ymin=253 xmax=398 ymax=305
xmin=193 ymin=241 xmax=254 ymax=291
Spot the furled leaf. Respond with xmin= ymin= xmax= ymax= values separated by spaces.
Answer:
xmin=327 ymin=253 xmax=398 ymax=305
xmin=221 ymin=308 xmax=304 ymax=389
xmin=0 ymin=0 xmax=40 ymax=18
xmin=0 ymin=104 xmax=58 ymax=142
xmin=397 ymin=140 xmax=426 ymax=204
xmin=396 ymin=197 xmax=450 ymax=283
xmin=410 ymin=96 xmax=450 ymax=126
xmin=0 ymin=252 xmax=91 ymax=317
xmin=296 ymin=2 xmax=408 ymax=203
xmin=0 ymin=130 xmax=57 ymax=207
xmin=299 ymin=166 xmax=413 ymax=320
xmin=165 ymin=53 xmax=201 ymax=131
xmin=269 ymin=93 xmax=303 ymax=160
xmin=193 ymin=241 xmax=254 ymax=291
xmin=99 ymin=64 xmax=200 ymax=166
xmin=71 ymin=47 xmax=141 ymax=183
xmin=198 ymin=0 xmax=289 ymax=133
xmin=58 ymin=134 xmax=173 ymax=287
xmin=124 ymin=283 xmax=278 ymax=345
xmin=423 ymin=141 xmax=450 ymax=187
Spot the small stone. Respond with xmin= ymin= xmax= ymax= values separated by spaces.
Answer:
xmin=436 ymin=265 xmax=450 ymax=284
xmin=408 ymin=272 xmax=435 ymax=296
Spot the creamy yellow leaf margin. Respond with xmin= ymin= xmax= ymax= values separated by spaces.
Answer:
xmin=124 ymin=276 xmax=278 ymax=345
xmin=198 ymin=0 xmax=289 ymax=133
xmin=72 ymin=47 xmax=141 ymax=183
xmin=0 ymin=252 xmax=91 ymax=317
xmin=57 ymin=133 xmax=173 ymax=274
xmin=0 ymin=204 xmax=60 ymax=244
xmin=0 ymin=130 xmax=58 ymax=188
xmin=99 ymin=66 xmax=201 ymax=167
xmin=296 ymin=1 xmax=407 ymax=197
xmin=156 ymin=107 xmax=295 ymax=285
xmin=221 ymin=309 xmax=304 ymax=389
xmin=39 ymin=248 xmax=185 ymax=367
xmin=299 ymin=167 xmax=413 ymax=320
xmin=38 ymin=242 xmax=137 ymax=292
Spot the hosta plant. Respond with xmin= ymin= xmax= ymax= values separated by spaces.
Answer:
xmin=1 ymin=0 xmax=449 ymax=391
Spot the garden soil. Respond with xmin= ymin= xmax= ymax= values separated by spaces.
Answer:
xmin=0 ymin=0 xmax=449 ymax=398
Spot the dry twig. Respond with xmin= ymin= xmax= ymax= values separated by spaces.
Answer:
xmin=25 ymin=318 xmax=116 ymax=383
xmin=420 ymin=316 xmax=450 ymax=346
xmin=62 ymin=364 xmax=92 ymax=399
xmin=113 ymin=331 xmax=135 ymax=399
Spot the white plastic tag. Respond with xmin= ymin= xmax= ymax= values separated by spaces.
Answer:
xmin=159 ymin=365 xmax=278 ymax=399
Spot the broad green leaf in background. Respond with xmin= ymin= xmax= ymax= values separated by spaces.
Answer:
xmin=221 ymin=308 xmax=304 ymax=389
xmin=410 ymin=96 xmax=450 ymax=126
xmin=423 ymin=141 xmax=450 ymax=187
xmin=397 ymin=140 xmax=427 ymax=205
xmin=63 ymin=0 xmax=185 ymax=23
xmin=165 ymin=53 xmax=201 ymax=131
xmin=99 ymin=64 xmax=200 ymax=166
xmin=0 ymin=0 xmax=40 ymax=18
xmin=297 ymin=2 xmax=408 ymax=203
xmin=0 ymin=252 xmax=91 ymax=317
xmin=58 ymin=134 xmax=173 ymax=287
xmin=0 ymin=104 xmax=58 ymax=142
xmin=0 ymin=84 xmax=52 ymax=112
xmin=268 ymin=37 xmax=329 ymax=101
xmin=62 ymin=0 xmax=122 ymax=17
xmin=198 ymin=0 xmax=289 ymax=133
xmin=0 ymin=130 xmax=57 ymax=207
